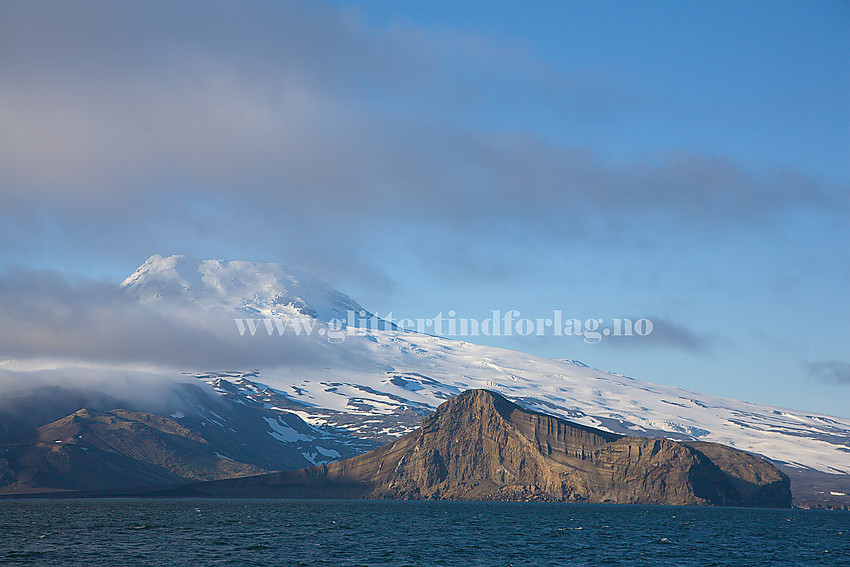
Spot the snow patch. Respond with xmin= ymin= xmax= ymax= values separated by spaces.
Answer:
xmin=315 ymin=446 xmax=341 ymax=458
xmin=263 ymin=417 xmax=313 ymax=443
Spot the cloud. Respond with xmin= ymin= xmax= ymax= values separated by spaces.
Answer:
xmin=0 ymin=0 xmax=846 ymax=347
xmin=596 ymin=316 xmax=712 ymax=353
xmin=495 ymin=315 xmax=712 ymax=354
xmin=0 ymin=365 xmax=211 ymax=414
xmin=806 ymin=360 xmax=850 ymax=385
xmin=0 ymin=0 xmax=846 ymax=325
xmin=0 ymin=268 xmax=328 ymax=371
xmin=0 ymin=0 xmax=843 ymax=229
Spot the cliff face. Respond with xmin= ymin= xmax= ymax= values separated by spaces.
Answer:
xmin=149 ymin=390 xmax=792 ymax=507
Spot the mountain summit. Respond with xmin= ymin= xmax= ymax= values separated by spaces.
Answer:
xmin=147 ymin=390 xmax=792 ymax=507
xmin=120 ymin=254 xmax=366 ymax=321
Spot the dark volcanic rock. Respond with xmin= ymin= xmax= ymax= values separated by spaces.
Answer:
xmin=161 ymin=389 xmax=791 ymax=507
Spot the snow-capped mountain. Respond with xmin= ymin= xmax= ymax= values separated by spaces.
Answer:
xmin=3 ymin=254 xmax=849 ymax=505
xmin=118 ymin=256 xmax=850 ymax=473
xmin=121 ymin=253 xmax=367 ymax=321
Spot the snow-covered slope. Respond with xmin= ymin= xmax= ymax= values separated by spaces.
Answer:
xmin=116 ymin=255 xmax=850 ymax=478
xmin=198 ymin=332 xmax=850 ymax=477
xmin=5 ymin=254 xmax=848 ymax=502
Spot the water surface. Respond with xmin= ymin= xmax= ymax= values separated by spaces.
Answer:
xmin=1 ymin=499 xmax=847 ymax=566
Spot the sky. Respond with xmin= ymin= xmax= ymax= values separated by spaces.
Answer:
xmin=0 ymin=1 xmax=848 ymax=416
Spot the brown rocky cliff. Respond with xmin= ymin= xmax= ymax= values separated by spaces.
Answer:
xmin=174 ymin=389 xmax=790 ymax=507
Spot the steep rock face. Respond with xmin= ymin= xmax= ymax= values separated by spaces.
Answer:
xmin=171 ymin=390 xmax=791 ymax=507
xmin=684 ymin=441 xmax=791 ymax=508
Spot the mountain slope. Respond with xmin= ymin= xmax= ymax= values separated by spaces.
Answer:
xmin=116 ymin=257 xmax=849 ymax=477
xmin=0 ymin=408 xmax=268 ymax=493
xmin=0 ymin=379 xmax=384 ymax=494
xmin=2 ymin=254 xmax=848 ymax=507
xmin=144 ymin=390 xmax=791 ymax=507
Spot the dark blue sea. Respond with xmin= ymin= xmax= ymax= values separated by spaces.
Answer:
xmin=1 ymin=499 xmax=847 ymax=566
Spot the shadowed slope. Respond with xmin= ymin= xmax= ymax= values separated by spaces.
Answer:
xmin=0 ymin=408 xmax=268 ymax=493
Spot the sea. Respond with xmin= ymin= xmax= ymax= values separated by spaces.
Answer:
xmin=1 ymin=499 xmax=847 ymax=566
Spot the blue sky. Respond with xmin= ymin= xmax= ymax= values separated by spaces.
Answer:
xmin=0 ymin=1 xmax=848 ymax=416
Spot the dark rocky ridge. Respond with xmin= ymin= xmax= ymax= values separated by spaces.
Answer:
xmin=151 ymin=389 xmax=792 ymax=507
xmin=0 ymin=408 xmax=269 ymax=493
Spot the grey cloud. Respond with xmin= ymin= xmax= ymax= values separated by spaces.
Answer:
xmin=0 ymin=0 xmax=846 ymax=307
xmin=496 ymin=315 xmax=712 ymax=354
xmin=0 ymin=0 xmax=842 ymax=226
xmin=806 ymin=360 xmax=850 ymax=385
xmin=0 ymin=269 xmax=327 ymax=370
xmin=598 ymin=316 xmax=712 ymax=353
xmin=0 ymin=366 xmax=214 ymax=414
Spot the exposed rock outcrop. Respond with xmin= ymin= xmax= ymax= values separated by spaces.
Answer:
xmin=165 ymin=389 xmax=791 ymax=507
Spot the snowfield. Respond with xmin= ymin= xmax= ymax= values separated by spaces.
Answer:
xmin=230 ymin=328 xmax=850 ymax=475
